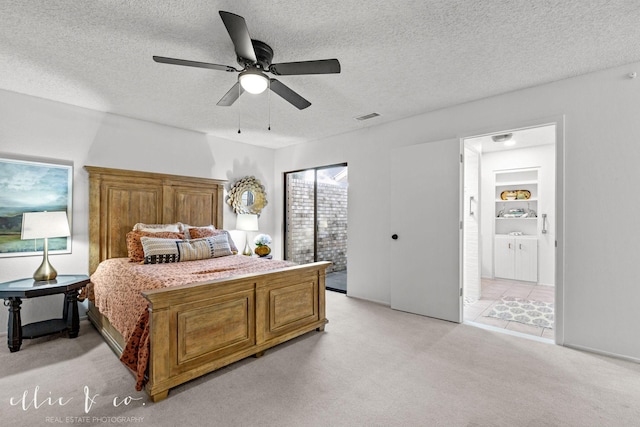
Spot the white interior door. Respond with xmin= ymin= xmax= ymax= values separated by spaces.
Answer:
xmin=389 ymin=139 xmax=461 ymax=323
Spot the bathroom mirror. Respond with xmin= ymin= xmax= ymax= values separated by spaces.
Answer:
xmin=227 ymin=176 xmax=267 ymax=215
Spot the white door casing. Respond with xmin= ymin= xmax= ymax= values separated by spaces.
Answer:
xmin=463 ymin=146 xmax=481 ymax=301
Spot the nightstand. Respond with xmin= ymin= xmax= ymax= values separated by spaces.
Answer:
xmin=0 ymin=274 xmax=90 ymax=352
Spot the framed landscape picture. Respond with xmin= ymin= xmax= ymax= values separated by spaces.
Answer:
xmin=0 ymin=157 xmax=72 ymax=257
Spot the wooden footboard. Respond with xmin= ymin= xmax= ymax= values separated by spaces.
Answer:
xmin=89 ymin=261 xmax=329 ymax=402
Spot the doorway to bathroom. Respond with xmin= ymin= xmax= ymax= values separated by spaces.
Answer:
xmin=284 ymin=163 xmax=348 ymax=293
xmin=462 ymin=124 xmax=557 ymax=340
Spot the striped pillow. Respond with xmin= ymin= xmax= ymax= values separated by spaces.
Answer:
xmin=188 ymin=229 xmax=239 ymax=254
xmin=177 ymin=234 xmax=232 ymax=261
xmin=140 ymin=234 xmax=232 ymax=264
xmin=140 ymin=237 xmax=180 ymax=264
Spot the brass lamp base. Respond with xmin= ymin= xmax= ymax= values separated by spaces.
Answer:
xmin=242 ymin=240 xmax=253 ymax=256
xmin=33 ymin=238 xmax=58 ymax=282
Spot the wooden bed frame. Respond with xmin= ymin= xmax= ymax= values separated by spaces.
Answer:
xmin=84 ymin=166 xmax=329 ymax=402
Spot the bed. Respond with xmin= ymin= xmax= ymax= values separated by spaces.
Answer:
xmin=84 ymin=166 xmax=329 ymax=402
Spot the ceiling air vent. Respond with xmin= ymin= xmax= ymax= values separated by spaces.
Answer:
xmin=355 ymin=112 xmax=380 ymax=121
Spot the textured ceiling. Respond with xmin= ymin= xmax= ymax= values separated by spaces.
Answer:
xmin=2 ymin=1 xmax=640 ymax=149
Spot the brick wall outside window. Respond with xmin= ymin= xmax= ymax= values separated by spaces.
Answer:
xmin=286 ymin=178 xmax=347 ymax=273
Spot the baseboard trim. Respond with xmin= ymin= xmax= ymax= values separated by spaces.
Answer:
xmin=563 ymin=342 xmax=640 ymax=364
xmin=345 ymin=294 xmax=390 ymax=307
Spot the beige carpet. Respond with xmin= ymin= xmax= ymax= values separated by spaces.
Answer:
xmin=1 ymin=291 xmax=640 ymax=426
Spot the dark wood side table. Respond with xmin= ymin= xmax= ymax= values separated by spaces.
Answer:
xmin=0 ymin=274 xmax=90 ymax=352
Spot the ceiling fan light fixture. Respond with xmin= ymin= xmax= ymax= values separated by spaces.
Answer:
xmin=239 ymin=69 xmax=268 ymax=94
xmin=491 ymin=133 xmax=513 ymax=143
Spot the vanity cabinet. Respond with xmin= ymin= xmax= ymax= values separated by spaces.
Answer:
xmin=494 ymin=235 xmax=538 ymax=282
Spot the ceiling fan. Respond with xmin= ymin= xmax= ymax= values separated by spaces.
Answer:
xmin=153 ymin=11 xmax=341 ymax=110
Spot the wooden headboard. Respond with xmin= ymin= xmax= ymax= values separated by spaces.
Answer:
xmin=85 ymin=166 xmax=226 ymax=274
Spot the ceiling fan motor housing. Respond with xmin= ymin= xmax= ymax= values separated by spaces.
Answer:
xmin=241 ymin=40 xmax=274 ymax=70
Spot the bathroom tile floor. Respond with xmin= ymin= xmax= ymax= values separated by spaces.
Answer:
xmin=464 ymin=278 xmax=555 ymax=340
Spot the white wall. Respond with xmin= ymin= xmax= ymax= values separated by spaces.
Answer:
xmin=274 ymin=61 xmax=640 ymax=361
xmin=0 ymin=89 xmax=276 ymax=334
xmin=480 ymin=144 xmax=556 ymax=285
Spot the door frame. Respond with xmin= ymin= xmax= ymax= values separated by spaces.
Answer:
xmin=459 ymin=115 xmax=565 ymax=345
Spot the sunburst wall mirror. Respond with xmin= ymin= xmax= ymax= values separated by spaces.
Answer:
xmin=227 ymin=176 xmax=268 ymax=215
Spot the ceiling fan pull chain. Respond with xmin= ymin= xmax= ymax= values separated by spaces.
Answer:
xmin=268 ymin=79 xmax=271 ymax=131
xmin=237 ymin=81 xmax=242 ymax=134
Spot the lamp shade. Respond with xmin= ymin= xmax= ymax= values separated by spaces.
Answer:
xmin=236 ymin=213 xmax=259 ymax=231
xmin=21 ymin=211 xmax=71 ymax=240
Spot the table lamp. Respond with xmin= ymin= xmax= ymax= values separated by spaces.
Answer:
xmin=235 ymin=213 xmax=259 ymax=256
xmin=21 ymin=211 xmax=71 ymax=281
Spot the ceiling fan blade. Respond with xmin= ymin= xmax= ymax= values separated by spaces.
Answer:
xmin=153 ymin=56 xmax=238 ymax=72
xmin=217 ymin=82 xmax=244 ymax=106
xmin=270 ymin=59 xmax=341 ymax=75
xmin=219 ymin=11 xmax=257 ymax=63
xmin=269 ymin=79 xmax=311 ymax=110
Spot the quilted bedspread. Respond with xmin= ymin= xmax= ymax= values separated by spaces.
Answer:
xmin=90 ymin=255 xmax=295 ymax=390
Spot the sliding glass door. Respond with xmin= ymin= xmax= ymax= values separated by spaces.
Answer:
xmin=285 ymin=164 xmax=348 ymax=293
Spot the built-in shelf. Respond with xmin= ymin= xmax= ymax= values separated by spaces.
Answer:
xmin=495 ymin=198 xmax=538 ymax=202
xmin=494 ymin=168 xmax=539 ymax=282
xmin=496 ymin=179 xmax=538 ymax=187
xmin=495 ymin=168 xmax=539 ymax=237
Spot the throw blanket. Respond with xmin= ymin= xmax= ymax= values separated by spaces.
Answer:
xmin=90 ymin=255 xmax=296 ymax=391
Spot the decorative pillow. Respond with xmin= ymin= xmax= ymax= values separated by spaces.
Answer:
xmin=178 ymin=235 xmax=232 ymax=261
xmin=188 ymin=228 xmax=238 ymax=254
xmin=180 ymin=224 xmax=215 ymax=238
xmin=184 ymin=226 xmax=215 ymax=239
xmin=186 ymin=227 xmax=213 ymax=239
xmin=133 ymin=223 xmax=181 ymax=233
xmin=140 ymin=237 xmax=181 ymax=264
xmin=140 ymin=234 xmax=232 ymax=264
xmin=126 ymin=230 xmax=184 ymax=262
